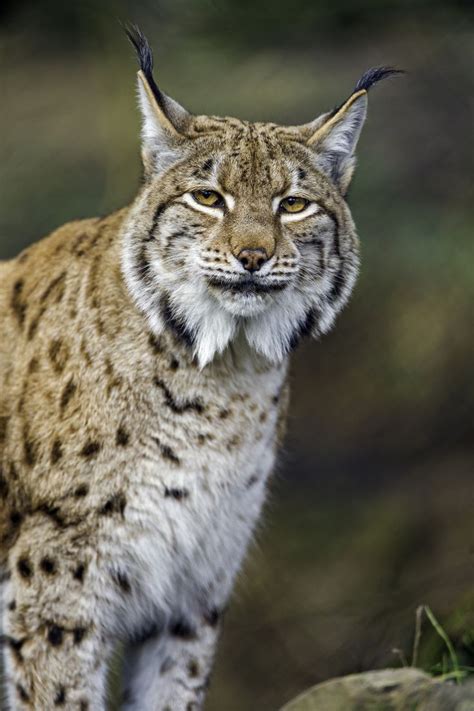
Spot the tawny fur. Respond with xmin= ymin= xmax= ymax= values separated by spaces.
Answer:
xmin=0 ymin=30 xmax=397 ymax=711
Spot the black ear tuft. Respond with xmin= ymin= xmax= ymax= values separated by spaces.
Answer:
xmin=124 ymin=23 xmax=154 ymax=77
xmin=353 ymin=66 xmax=405 ymax=93
xmin=329 ymin=66 xmax=404 ymax=119
xmin=123 ymin=23 xmax=163 ymax=106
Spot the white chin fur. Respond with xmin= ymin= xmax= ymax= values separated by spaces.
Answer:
xmin=170 ymin=279 xmax=313 ymax=367
xmin=212 ymin=289 xmax=272 ymax=317
xmin=153 ymin=270 xmax=302 ymax=368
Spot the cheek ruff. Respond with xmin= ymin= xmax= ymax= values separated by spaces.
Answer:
xmin=122 ymin=195 xmax=359 ymax=368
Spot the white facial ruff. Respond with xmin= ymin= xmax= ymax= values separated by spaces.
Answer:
xmin=121 ymin=190 xmax=357 ymax=368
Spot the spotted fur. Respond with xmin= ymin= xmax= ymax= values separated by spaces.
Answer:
xmin=0 ymin=27 xmax=398 ymax=711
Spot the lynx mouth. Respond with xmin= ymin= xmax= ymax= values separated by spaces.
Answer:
xmin=206 ymin=275 xmax=285 ymax=317
xmin=206 ymin=275 xmax=288 ymax=295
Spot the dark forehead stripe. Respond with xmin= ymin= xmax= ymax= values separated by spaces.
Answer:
xmin=219 ymin=125 xmax=286 ymax=195
xmin=260 ymin=128 xmax=282 ymax=160
xmin=192 ymin=156 xmax=216 ymax=181
xmin=201 ymin=158 xmax=214 ymax=172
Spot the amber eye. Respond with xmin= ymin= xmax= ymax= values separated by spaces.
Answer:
xmin=192 ymin=190 xmax=224 ymax=208
xmin=279 ymin=196 xmax=309 ymax=213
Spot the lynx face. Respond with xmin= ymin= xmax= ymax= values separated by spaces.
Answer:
xmin=122 ymin=29 xmax=399 ymax=366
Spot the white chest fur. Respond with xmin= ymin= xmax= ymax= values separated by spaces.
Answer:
xmin=104 ymin=354 xmax=287 ymax=639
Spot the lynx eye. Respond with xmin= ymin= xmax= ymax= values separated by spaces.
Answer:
xmin=279 ymin=196 xmax=309 ymax=214
xmin=192 ymin=190 xmax=224 ymax=208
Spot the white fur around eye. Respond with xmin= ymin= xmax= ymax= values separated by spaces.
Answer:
xmin=182 ymin=190 xmax=235 ymax=218
xmin=280 ymin=202 xmax=321 ymax=223
xmin=223 ymin=192 xmax=235 ymax=210
xmin=182 ymin=193 xmax=225 ymax=219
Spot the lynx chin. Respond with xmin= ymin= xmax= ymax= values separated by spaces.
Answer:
xmin=0 ymin=25 xmax=400 ymax=711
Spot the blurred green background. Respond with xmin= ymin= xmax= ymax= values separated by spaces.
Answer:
xmin=1 ymin=1 xmax=473 ymax=709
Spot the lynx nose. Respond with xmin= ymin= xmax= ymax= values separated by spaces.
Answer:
xmin=237 ymin=248 xmax=268 ymax=273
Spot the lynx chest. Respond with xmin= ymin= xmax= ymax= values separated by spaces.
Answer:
xmin=103 ymin=352 xmax=287 ymax=627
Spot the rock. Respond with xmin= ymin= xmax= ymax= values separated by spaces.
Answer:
xmin=280 ymin=668 xmax=474 ymax=710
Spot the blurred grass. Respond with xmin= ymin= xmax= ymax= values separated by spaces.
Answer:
xmin=0 ymin=1 xmax=473 ymax=709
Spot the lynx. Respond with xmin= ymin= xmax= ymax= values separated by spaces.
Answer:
xmin=0 ymin=26 xmax=399 ymax=711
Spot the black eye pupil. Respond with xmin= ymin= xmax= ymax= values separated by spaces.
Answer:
xmin=287 ymin=197 xmax=296 ymax=205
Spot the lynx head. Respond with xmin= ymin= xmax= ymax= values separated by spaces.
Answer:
xmin=122 ymin=27 xmax=400 ymax=367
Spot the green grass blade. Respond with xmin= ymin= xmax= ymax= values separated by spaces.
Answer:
xmin=424 ymin=606 xmax=461 ymax=685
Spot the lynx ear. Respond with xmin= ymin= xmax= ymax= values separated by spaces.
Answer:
xmin=307 ymin=67 xmax=403 ymax=194
xmin=125 ymin=25 xmax=191 ymax=178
